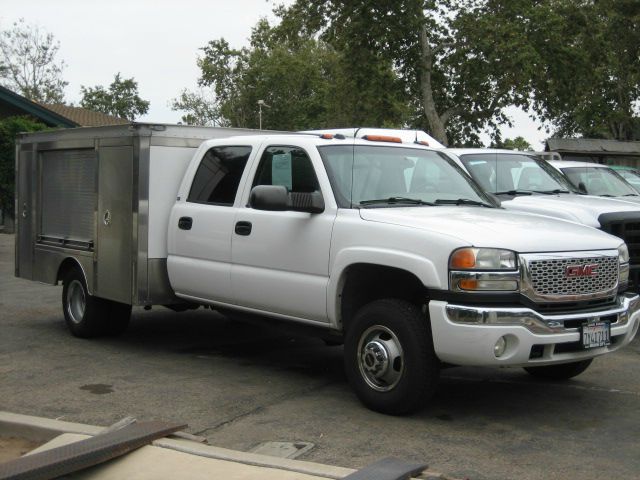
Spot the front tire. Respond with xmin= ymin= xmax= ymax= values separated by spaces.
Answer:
xmin=524 ymin=359 xmax=593 ymax=380
xmin=344 ymin=299 xmax=439 ymax=415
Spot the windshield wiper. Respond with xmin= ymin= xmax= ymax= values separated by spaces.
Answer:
xmin=494 ymin=190 xmax=533 ymax=196
xmin=531 ymin=189 xmax=571 ymax=194
xmin=622 ymin=193 xmax=640 ymax=197
xmin=434 ymin=198 xmax=494 ymax=208
xmin=359 ymin=197 xmax=436 ymax=206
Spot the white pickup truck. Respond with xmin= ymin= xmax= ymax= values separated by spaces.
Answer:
xmin=16 ymin=125 xmax=640 ymax=414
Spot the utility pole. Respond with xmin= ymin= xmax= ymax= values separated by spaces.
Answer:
xmin=257 ymin=99 xmax=270 ymax=130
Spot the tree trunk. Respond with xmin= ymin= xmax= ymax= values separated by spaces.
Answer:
xmin=418 ymin=24 xmax=449 ymax=146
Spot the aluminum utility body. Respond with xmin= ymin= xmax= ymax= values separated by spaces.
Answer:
xmin=16 ymin=125 xmax=640 ymax=415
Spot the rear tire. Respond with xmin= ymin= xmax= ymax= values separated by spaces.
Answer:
xmin=62 ymin=267 xmax=131 ymax=338
xmin=344 ymin=299 xmax=439 ymax=415
xmin=62 ymin=268 xmax=109 ymax=338
xmin=524 ymin=359 xmax=593 ymax=380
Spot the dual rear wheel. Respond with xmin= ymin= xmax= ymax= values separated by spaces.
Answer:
xmin=62 ymin=268 xmax=131 ymax=338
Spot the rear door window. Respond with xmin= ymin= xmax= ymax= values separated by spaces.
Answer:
xmin=188 ymin=146 xmax=252 ymax=205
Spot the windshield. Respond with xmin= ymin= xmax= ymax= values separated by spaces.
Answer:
xmin=615 ymin=169 xmax=640 ymax=190
xmin=560 ymin=166 xmax=639 ymax=197
xmin=318 ymin=145 xmax=493 ymax=208
xmin=459 ymin=153 xmax=576 ymax=195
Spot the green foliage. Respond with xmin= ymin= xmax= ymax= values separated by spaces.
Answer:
xmin=178 ymin=1 xmax=639 ymax=142
xmin=495 ymin=136 xmax=533 ymax=151
xmin=456 ymin=0 xmax=640 ymax=141
xmin=0 ymin=19 xmax=67 ymax=103
xmin=0 ymin=116 xmax=48 ymax=219
xmin=177 ymin=18 xmax=408 ymax=131
xmin=80 ymin=73 xmax=150 ymax=121
xmin=275 ymin=0 xmax=528 ymax=146
xmin=170 ymin=89 xmax=221 ymax=126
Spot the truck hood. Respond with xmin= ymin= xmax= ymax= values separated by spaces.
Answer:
xmin=359 ymin=207 xmax=623 ymax=253
xmin=501 ymin=194 xmax=640 ymax=228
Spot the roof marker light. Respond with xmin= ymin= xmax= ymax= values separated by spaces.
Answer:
xmin=319 ymin=133 xmax=346 ymax=140
xmin=362 ymin=135 xmax=402 ymax=143
xmin=415 ymin=140 xmax=430 ymax=146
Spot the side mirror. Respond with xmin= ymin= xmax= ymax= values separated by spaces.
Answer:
xmin=250 ymin=185 xmax=325 ymax=214
xmin=250 ymin=185 xmax=288 ymax=211
xmin=289 ymin=191 xmax=325 ymax=214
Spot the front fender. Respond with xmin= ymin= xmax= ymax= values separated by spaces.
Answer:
xmin=327 ymin=247 xmax=443 ymax=326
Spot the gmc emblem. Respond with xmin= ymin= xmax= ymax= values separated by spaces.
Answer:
xmin=565 ymin=264 xmax=599 ymax=278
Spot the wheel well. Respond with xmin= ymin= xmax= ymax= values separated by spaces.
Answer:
xmin=339 ymin=264 xmax=428 ymax=332
xmin=56 ymin=258 xmax=85 ymax=285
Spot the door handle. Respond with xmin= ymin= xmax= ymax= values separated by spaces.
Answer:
xmin=235 ymin=221 xmax=252 ymax=236
xmin=178 ymin=217 xmax=193 ymax=230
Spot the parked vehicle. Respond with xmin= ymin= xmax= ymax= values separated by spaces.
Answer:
xmin=609 ymin=165 xmax=640 ymax=192
xmin=16 ymin=125 xmax=640 ymax=414
xmin=548 ymin=160 xmax=640 ymax=203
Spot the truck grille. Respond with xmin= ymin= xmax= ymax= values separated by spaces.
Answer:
xmin=521 ymin=252 xmax=619 ymax=302
xmin=598 ymin=213 xmax=640 ymax=290
xmin=528 ymin=256 xmax=618 ymax=296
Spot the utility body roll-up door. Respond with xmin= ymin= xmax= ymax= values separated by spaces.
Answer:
xmin=40 ymin=149 xmax=97 ymax=245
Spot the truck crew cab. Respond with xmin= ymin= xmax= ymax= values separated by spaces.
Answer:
xmin=16 ymin=125 xmax=640 ymax=415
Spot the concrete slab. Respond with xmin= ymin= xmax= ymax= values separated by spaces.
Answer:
xmin=1 ymin=412 xmax=448 ymax=480
xmin=28 ymin=433 xmax=333 ymax=480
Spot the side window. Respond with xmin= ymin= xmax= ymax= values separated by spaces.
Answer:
xmin=188 ymin=146 xmax=252 ymax=205
xmin=253 ymin=146 xmax=320 ymax=193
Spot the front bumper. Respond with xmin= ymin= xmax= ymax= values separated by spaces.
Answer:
xmin=429 ymin=293 xmax=640 ymax=367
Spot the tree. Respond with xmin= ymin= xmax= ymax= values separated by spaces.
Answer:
xmin=171 ymin=89 xmax=222 ymax=126
xmin=175 ymin=19 xmax=408 ymax=130
xmin=80 ymin=73 xmax=150 ymax=121
xmin=276 ymin=0 xmax=529 ymax=146
xmin=455 ymin=0 xmax=640 ymax=141
xmin=0 ymin=19 xmax=67 ymax=103
xmin=499 ymin=136 xmax=532 ymax=151
xmin=0 ymin=117 xmax=48 ymax=229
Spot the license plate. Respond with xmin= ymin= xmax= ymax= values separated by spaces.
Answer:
xmin=581 ymin=322 xmax=611 ymax=349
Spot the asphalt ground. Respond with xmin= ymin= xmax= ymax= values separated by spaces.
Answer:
xmin=1 ymin=233 xmax=639 ymax=480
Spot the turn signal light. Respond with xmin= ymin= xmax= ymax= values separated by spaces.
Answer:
xmin=450 ymin=248 xmax=476 ymax=269
xmin=458 ymin=279 xmax=478 ymax=290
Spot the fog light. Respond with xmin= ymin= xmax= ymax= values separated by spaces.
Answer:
xmin=494 ymin=336 xmax=507 ymax=358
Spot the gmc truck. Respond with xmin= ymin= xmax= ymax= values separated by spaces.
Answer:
xmin=15 ymin=125 xmax=640 ymax=414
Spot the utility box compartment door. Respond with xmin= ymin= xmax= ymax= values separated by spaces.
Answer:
xmin=97 ymin=146 xmax=133 ymax=303
xmin=16 ymin=149 xmax=35 ymax=279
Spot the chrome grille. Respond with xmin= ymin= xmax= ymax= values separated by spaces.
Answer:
xmin=526 ymin=255 xmax=618 ymax=297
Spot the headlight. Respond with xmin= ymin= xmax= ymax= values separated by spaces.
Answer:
xmin=449 ymin=248 xmax=520 ymax=292
xmin=450 ymin=248 xmax=517 ymax=270
xmin=618 ymin=244 xmax=629 ymax=264
xmin=618 ymin=244 xmax=630 ymax=288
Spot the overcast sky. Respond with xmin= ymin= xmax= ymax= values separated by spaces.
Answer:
xmin=1 ymin=0 xmax=549 ymax=148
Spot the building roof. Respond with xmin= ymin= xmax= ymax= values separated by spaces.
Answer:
xmin=546 ymin=138 xmax=640 ymax=156
xmin=42 ymin=104 xmax=129 ymax=127
xmin=0 ymin=85 xmax=78 ymax=127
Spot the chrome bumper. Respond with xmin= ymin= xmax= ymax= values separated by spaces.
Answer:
xmin=445 ymin=293 xmax=640 ymax=335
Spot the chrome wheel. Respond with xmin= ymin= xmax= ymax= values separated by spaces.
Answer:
xmin=357 ymin=325 xmax=404 ymax=392
xmin=66 ymin=279 xmax=86 ymax=325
